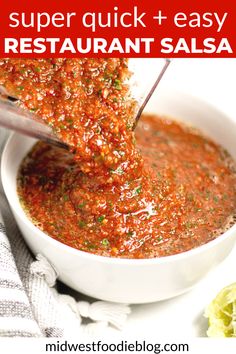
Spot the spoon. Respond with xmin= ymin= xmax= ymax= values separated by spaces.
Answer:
xmin=0 ymin=59 xmax=171 ymax=150
xmin=0 ymin=97 xmax=69 ymax=150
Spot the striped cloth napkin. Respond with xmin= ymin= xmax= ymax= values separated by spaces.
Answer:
xmin=0 ymin=128 xmax=130 ymax=337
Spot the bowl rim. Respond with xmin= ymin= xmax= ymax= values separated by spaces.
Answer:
xmin=2 ymin=90 xmax=236 ymax=266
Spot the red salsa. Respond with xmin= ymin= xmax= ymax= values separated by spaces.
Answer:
xmin=0 ymin=58 xmax=236 ymax=258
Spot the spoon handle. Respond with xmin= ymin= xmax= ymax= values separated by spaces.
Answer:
xmin=0 ymin=98 xmax=68 ymax=149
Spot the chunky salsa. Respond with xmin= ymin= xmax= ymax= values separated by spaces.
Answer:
xmin=0 ymin=58 xmax=236 ymax=258
xmin=0 ymin=58 xmax=139 ymax=181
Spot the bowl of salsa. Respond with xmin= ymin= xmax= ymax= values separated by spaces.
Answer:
xmin=2 ymin=86 xmax=236 ymax=303
xmin=1 ymin=58 xmax=236 ymax=303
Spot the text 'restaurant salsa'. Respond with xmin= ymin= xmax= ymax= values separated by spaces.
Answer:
xmin=0 ymin=58 xmax=236 ymax=258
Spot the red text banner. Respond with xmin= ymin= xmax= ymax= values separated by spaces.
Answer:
xmin=0 ymin=0 xmax=235 ymax=57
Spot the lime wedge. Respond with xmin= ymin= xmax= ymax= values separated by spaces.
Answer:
xmin=205 ymin=283 xmax=236 ymax=337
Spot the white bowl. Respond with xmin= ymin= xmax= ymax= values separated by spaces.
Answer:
xmin=2 ymin=88 xmax=236 ymax=304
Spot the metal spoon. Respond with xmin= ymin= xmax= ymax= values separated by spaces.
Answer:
xmin=0 ymin=97 xmax=69 ymax=149
xmin=0 ymin=59 xmax=171 ymax=149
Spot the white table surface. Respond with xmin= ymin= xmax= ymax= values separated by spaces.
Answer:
xmin=122 ymin=59 xmax=236 ymax=337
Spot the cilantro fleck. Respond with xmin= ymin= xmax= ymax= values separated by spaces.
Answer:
xmin=101 ymin=238 xmax=109 ymax=246
xmin=78 ymin=202 xmax=86 ymax=209
xmin=126 ymin=122 xmax=133 ymax=130
xmin=113 ymin=79 xmax=122 ymax=90
xmin=97 ymin=215 xmax=105 ymax=223
xmin=110 ymin=166 xmax=124 ymax=175
xmin=134 ymin=186 xmax=142 ymax=195
xmin=103 ymin=73 xmax=113 ymax=82
xmin=78 ymin=220 xmax=86 ymax=228
xmin=127 ymin=231 xmax=134 ymax=237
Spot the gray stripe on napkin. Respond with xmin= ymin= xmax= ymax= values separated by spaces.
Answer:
xmin=0 ymin=301 xmax=33 ymax=318
xmin=0 ymin=128 xmax=64 ymax=337
xmin=0 ymin=330 xmax=40 ymax=337
xmin=0 ymin=128 xmax=43 ymax=337
xmin=0 ymin=279 xmax=24 ymax=291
